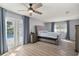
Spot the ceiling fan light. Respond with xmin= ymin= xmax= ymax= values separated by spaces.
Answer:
xmin=29 ymin=10 xmax=33 ymax=13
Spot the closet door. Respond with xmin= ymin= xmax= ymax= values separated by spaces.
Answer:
xmin=75 ymin=25 xmax=79 ymax=52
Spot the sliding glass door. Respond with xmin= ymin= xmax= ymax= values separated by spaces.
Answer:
xmin=18 ymin=19 xmax=24 ymax=45
xmin=5 ymin=17 xmax=15 ymax=50
xmin=5 ymin=16 xmax=23 ymax=50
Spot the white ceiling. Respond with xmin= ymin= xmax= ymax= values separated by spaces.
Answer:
xmin=0 ymin=3 xmax=79 ymax=22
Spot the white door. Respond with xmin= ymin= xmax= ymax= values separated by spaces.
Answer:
xmin=5 ymin=17 xmax=23 ymax=50
xmin=5 ymin=17 xmax=16 ymax=50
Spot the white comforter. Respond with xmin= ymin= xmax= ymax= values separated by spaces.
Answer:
xmin=38 ymin=31 xmax=60 ymax=39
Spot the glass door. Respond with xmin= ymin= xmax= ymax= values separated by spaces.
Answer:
xmin=5 ymin=17 xmax=16 ymax=50
xmin=15 ymin=19 xmax=23 ymax=47
xmin=5 ymin=17 xmax=23 ymax=50
xmin=18 ymin=19 xmax=24 ymax=45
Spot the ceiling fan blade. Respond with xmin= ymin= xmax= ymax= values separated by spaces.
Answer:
xmin=33 ymin=10 xmax=42 ymax=15
xmin=32 ymin=3 xmax=42 ymax=9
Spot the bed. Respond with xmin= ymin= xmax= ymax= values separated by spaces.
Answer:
xmin=35 ymin=26 xmax=61 ymax=45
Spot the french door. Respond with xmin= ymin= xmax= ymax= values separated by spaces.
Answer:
xmin=5 ymin=17 xmax=23 ymax=50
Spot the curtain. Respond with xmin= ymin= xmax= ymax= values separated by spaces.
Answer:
xmin=0 ymin=7 xmax=8 ymax=55
xmin=66 ymin=21 xmax=70 ymax=40
xmin=23 ymin=16 xmax=30 ymax=44
xmin=51 ymin=22 xmax=54 ymax=32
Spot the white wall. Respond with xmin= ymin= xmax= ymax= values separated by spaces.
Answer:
xmin=30 ymin=17 xmax=44 ymax=32
xmin=69 ymin=19 xmax=79 ymax=40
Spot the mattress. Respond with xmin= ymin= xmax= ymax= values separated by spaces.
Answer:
xmin=38 ymin=31 xmax=60 ymax=39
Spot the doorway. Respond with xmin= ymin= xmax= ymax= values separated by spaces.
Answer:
xmin=5 ymin=17 xmax=23 ymax=50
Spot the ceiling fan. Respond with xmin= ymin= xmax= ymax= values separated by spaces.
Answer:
xmin=19 ymin=3 xmax=43 ymax=16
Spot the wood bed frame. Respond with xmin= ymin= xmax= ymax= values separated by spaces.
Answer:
xmin=35 ymin=26 xmax=59 ymax=45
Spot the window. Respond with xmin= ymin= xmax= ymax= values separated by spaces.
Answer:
xmin=54 ymin=22 xmax=67 ymax=39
